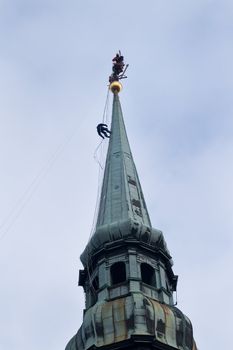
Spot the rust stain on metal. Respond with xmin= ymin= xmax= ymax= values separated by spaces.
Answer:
xmin=75 ymin=293 xmax=196 ymax=350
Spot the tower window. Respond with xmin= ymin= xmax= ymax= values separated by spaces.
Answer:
xmin=141 ymin=263 xmax=156 ymax=287
xmin=110 ymin=262 xmax=126 ymax=285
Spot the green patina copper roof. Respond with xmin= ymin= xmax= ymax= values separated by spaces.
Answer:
xmin=80 ymin=90 xmax=172 ymax=266
xmin=65 ymin=292 xmax=197 ymax=350
xmin=96 ymin=92 xmax=151 ymax=228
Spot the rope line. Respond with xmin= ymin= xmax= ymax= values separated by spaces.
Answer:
xmin=0 ymin=128 xmax=78 ymax=242
xmin=93 ymin=140 xmax=104 ymax=169
xmin=86 ymin=87 xmax=111 ymax=293
xmin=91 ymin=87 xmax=110 ymax=236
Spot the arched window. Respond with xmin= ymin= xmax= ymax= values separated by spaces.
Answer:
xmin=141 ymin=263 xmax=156 ymax=287
xmin=110 ymin=262 xmax=126 ymax=285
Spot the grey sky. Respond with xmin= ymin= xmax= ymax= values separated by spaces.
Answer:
xmin=0 ymin=1 xmax=232 ymax=349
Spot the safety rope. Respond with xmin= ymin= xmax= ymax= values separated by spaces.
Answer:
xmin=91 ymin=87 xmax=110 ymax=237
xmin=86 ymin=87 xmax=111 ymax=293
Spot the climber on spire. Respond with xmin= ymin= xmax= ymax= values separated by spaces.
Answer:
xmin=109 ymin=50 xmax=129 ymax=84
xmin=112 ymin=52 xmax=125 ymax=75
xmin=97 ymin=123 xmax=111 ymax=139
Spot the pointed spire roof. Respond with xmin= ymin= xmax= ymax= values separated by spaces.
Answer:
xmin=80 ymin=86 xmax=171 ymax=266
xmin=96 ymin=92 xmax=151 ymax=228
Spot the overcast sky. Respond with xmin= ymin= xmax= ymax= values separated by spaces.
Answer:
xmin=0 ymin=1 xmax=233 ymax=349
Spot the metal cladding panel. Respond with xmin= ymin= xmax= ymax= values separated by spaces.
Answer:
xmin=160 ymin=303 xmax=177 ymax=348
xmin=68 ymin=293 xmax=196 ymax=350
xmin=113 ymin=299 xmax=127 ymax=342
xmin=133 ymin=293 xmax=149 ymax=334
xmin=151 ymin=298 xmax=166 ymax=343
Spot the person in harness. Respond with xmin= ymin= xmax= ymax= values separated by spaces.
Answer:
xmin=112 ymin=52 xmax=125 ymax=75
xmin=109 ymin=51 xmax=125 ymax=83
xmin=96 ymin=123 xmax=111 ymax=139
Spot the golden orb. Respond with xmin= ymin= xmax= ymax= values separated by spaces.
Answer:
xmin=109 ymin=81 xmax=122 ymax=93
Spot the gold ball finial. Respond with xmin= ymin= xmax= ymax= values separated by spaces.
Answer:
xmin=109 ymin=81 xmax=122 ymax=94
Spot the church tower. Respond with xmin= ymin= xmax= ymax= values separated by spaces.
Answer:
xmin=65 ymin=56 xmax=197 ymax=350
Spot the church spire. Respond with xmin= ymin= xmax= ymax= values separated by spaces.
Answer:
xmin=65 ymin=54 xmax=197 ymax=350
xmin=96 ymin=89 xmax=151 ymax=228
xmin=80 ymin=61 xmax=172 ymax=269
